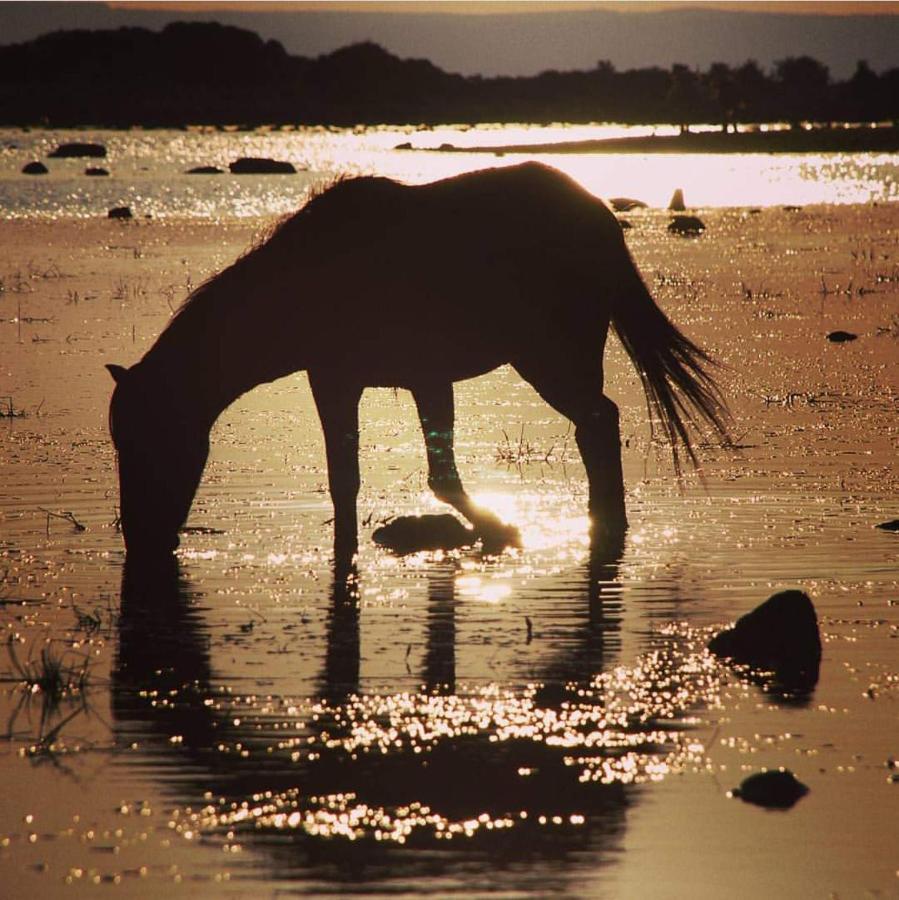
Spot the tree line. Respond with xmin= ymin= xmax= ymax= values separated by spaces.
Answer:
xmin=1 ymin=21 xmax=896 ymax=127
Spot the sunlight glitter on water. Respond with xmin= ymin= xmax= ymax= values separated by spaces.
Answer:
xmin=2 ymin=125 xmax=899 ymax=219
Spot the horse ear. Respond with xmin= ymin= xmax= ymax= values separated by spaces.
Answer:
xmin=106 ymin=363 xmax=129 ymax=384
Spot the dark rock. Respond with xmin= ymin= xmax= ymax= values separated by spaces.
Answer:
xmin=731 ymin=769 xmax=809 ymax=809
xmin=438 ymin=143 xmax=456 ymax=151
xmin=708 ymin=589 xmax=821 ymax=690
xmin=609 ymin=197 xmax=648 ymax=212
xmin=373 ymin=514 xmax=474 ymax=554
xmin=875 ymin=519 xmax=899 ymax=532
xmin=186 ymin=165 xmax=224 ymax=174
xmin=827 ymin=330 xmax=858 ymax=343
xmin=618 ymin=219 xmax=632 ymax=230
xmin=668 ymin=214 xmax=705 ymax=235
xmin=394 ymin=142 xmax=413 ymax=150
xmin=229 ymin=157 xmax=296 ymax=174
xmin=48 ymin=142 xmax=106 ymax=158
xmin=668 ymin=188 xmax=686 ymax=211
xmin=85 ymin=167 xmax=109 ymax=176
xmin=22 ymin=161 xmax=48 ymax=174
xmin=107 ymin=206 xmax=133 ymax=219
xmin=783 ymin=204 xmax=803 ymax=212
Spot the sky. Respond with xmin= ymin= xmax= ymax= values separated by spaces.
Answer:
xmin=2 ymin=1 xmax=899 ymax=77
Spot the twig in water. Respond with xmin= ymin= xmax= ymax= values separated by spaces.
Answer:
xmin=38 ymin=507 xmax=86 ymax=534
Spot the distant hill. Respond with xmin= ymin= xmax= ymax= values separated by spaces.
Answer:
xmin=2 ymin=2 xmax=899 ymax=79
xmin=0 ymin=22 xmax=897 ymax=127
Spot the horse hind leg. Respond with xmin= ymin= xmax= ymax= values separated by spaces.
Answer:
xmin=513 ymin=356 xmax=628 ymax=546
xmin=309 ymin=371 xmax=364 ymax=562
xmin=412 ymin=382 xmax=520 ymax=550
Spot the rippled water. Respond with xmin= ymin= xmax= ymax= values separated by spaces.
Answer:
xmin=0 ymin=184 xmax=897 ymax=895
xmin=2 ymin=124 xmax=899 ymax=219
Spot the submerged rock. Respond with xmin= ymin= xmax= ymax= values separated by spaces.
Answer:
xmin=107 ymin=206 xmax=133 ymax=219
xmin=609 ymin=196 xmax=647 ymax=212
xmin=731 ymin=769 xmax=809 ymax=809
xmin=229 ymin=157 xmax=296 ymax=174
xmin=373 ymin=514 xmax=474 ymax=554
xmin=708 ymin=589 xmax=821 ymax=690
xmin=22 ymin=161 xmax=48 ymax=174
xmin=827 ymin=330 xmax=858 ymax=343
xmin=668 ymin=214 xmax=705 ymax=235
xmin=48 ymin=141 xmax=106 ymax=158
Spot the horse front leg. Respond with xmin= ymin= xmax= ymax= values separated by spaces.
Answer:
xmin=412 ymin=382 xmax=520 ymax=550
xmin=310 ymin=372 xmax=363 ymax=563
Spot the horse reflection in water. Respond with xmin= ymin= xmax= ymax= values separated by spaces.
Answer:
xmin=107 ymin=162 xmax=728 ymax=561
xmin=113 ymin=548 xmax=635 ymax=890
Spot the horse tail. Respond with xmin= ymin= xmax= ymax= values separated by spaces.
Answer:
xmin=610 ymin=263 xmax=731 ymax=475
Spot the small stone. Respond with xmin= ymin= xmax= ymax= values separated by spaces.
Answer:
xmin=85 ymin=167 xmax=109 ymax=176
xmin=186 ymin=166 xmax=224 ymax=174
xmin=731 ymin=769 xmax=809 ymax=809
xmin=229 ymin=157 xmax=296 ymax=174
xmin=668 ymin=214 xmax=705 ymax=235
xmin=48 ymin=142 xmax=106 ymax=158
xmin=827 ymin=330 xmax=857 ymax=343
xmin=609 ymin=197 xmax=647 ymax=212
xmin=373 ymin=514 xmax=474 ymax=554
xmin=108 ymin=206 xmax=133 ymax=219
xmin=22 ymin=161 xmax=48 ymax=175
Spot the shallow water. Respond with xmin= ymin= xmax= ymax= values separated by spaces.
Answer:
xmin=1 ymin=201 xmax=898 ymax=896
xmin=2 ymin=124 xmax=899 ymax=218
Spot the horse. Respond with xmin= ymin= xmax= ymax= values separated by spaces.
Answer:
xmin=107 ymin=162 xmax=729 ymax=561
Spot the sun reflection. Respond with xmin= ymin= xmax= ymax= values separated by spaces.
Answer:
xmin=151 ymin=625 xmax=725 ymax=848
xmin=467 ymin=490 xmax=591 ymax=552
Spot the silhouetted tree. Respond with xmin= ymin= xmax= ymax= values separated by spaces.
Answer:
xmin=774 ymin=56 xmax=830 ymax=124
xmin=706 ymin=62 xmax=737 ymax=132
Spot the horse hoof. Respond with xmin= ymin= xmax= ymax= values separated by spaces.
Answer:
xmin=477 ymin=520 xmax=521 ymax=553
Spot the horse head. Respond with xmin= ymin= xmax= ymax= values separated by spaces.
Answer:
xmin=107 ymin=363 xmax=209 ymax=556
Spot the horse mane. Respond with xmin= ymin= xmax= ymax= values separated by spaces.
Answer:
xmin=162 ymin=172 xmax=385 ymax=331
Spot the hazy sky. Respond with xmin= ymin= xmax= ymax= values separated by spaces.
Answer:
xmin=3 ymin=1 xmax=899 ymax=76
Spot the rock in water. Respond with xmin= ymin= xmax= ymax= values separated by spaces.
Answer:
xmin=827 ymin=330 xmax=857 ymax=343
xmin=875 ymin=519 xmax=899 ymax=532
xmin=85 ymin=167 xmax=109 ymax=176
xmin=373 ymin=514 xmax=474 ymax=554
xmin=731 ymin=769 xmax=809 ymax=809
xmin=48 ymin=142 xmax=106 ymax=158
xmin=708 ymin=589 xmax=821 ymax=689
xmin=186 ymin=165 xmax=224 ymax=174
xmin=229 ymin=157 xmax=296 ymax=174
xmin=668 ymin=214 xmax=705 ymax=235
xmin=668 ymin=188 xmax=686 ymax=211
xmin=108 ymin=206 xmax=133 ymax=219
xmin=609 ymin=197 xmax=648 ymax=212
xmin=22 ymin=161 xmax=48 ymax=174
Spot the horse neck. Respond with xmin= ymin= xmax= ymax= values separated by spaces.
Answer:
xmin=138 ymin=259 xmax=305 ymax=427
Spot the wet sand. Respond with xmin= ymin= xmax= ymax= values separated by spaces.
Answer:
xmin=1 ymin=202 xmax=897 ymax=897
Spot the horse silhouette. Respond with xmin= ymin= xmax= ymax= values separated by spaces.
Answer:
xmin=107 ymin=162 xmax=728 ymax=559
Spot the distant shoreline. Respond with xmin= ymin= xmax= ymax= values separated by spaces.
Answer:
xmin=420 ymin=125 xmax=899 ymax=156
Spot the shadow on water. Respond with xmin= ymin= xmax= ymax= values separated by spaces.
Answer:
xmin=111 ymin=543 xmax=662 ymax=893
